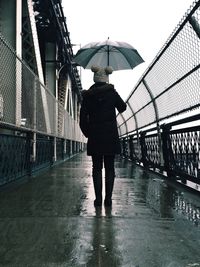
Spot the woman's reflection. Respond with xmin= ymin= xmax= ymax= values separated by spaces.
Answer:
xmin=86 ymin=206 xmax=121 ymax=267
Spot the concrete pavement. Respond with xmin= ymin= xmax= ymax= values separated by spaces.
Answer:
xmin=0 ymin=152 xmax=199 ymax=267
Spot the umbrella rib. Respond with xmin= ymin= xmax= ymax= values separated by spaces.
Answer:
xmin=117 ymin=47 xmax=144 ymax=67
xmin=115 ymin=47 xmax=134 ymax=67
xmin=82 ymin=46 xmax=105 ymax=67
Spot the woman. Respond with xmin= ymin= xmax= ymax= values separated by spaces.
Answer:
xmin=79 ymin=65 xmax=127 ymax=207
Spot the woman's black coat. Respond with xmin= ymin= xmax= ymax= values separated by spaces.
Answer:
xmin=79 ymin=83 xmax=127 ymax=156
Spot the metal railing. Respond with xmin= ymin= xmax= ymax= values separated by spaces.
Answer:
xmin=0 ymin=32 xmax=84 ymax=142
xmin=119 ymin=0 xmax=200 ymax=188
xmin=0 ymin=131 xmax=85 ymax=186
xmin=121 ymin=114 xmax=200 ymax=186
xmin=0 ymin=32 xmax=85 ymax=186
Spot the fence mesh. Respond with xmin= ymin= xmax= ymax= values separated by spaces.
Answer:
xmin=0 ymin=33 xmax=84 ymax=142
xmin=118 ymin=0 xmax=200 ymax=136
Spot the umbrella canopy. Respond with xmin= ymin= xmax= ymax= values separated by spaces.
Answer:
xmin=73 ymin=39 xmax=144 ymax=71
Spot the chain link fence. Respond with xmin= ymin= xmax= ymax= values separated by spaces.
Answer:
xmin=118 ymin=0 xmax=200 ymax=136
xmin=0 ymin=32 xmax=85 ymax=143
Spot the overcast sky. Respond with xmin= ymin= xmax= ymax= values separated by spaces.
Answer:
xmin=63 ymin=0 xmax=195 ymax=100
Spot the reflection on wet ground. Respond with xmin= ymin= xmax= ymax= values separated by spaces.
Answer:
xmin=0 ymin=152 xmax=199 ymax=267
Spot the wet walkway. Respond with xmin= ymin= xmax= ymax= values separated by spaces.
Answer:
xmin=0 ymin=152 xmax=200 ymax=267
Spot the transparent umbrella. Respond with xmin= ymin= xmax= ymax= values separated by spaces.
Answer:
xmin=73 ymin=38 xmax=144 ymax=71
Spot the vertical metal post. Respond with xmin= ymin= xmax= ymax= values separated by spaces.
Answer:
xmin=30 ymin=77 xmax=37 ymax=165
xmin=161 ymin=124 xmax=174 ymax=177
xmin=16 ymin=0 xmax=22 ymax=126
xmin=72 ymin=140 xmax=74 ymax=155
xmin=77 ymin=142 xmax=80 ymax=153
xmin=63 ymin=139 xmax=66 ymax=158
xmin=127 ymin=102 xmax=140 ymax=161
xmin=53 ymin=137 xmax=57 ymax=162
xmin=27 ymin=132 xmax=32 ymax=176
xmin=161 ymin=125 xmax=169 ymax=171
xmin=69 ymin=140 xmax=72 ymax=157
xmin=140 ymin=131 xmax=147 ymax=167
xmin=32 ymin=132 xmax=36 ymax=161
xmin=122 ymin=138 xmax=126 ymax=158
xmin=28 ymin=76 xmax=37 ymax=175
xmin=129 ymin=135 xmax=133 ymax=160
xmin=143 ymin=79 xmax=164 ymax=167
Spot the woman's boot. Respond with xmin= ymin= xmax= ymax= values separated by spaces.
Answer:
xmin=93 ymin=171 xmax=102 ymax=206
xmin=104 ymin=173 xmax=115 ymax=207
